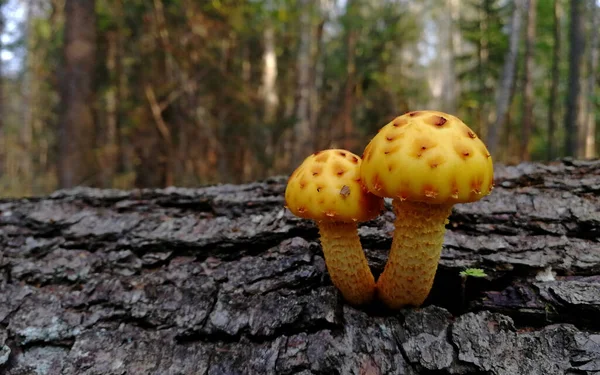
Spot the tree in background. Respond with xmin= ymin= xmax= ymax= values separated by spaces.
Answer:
xmin=488 ymin=0 xmax=524 ymax=158
xmin=520 ymin=0 xmax=536 ymax=161
xmin=564 ymin=0 xmax=585 ymax=157
xmin=547 ymin=0 xmax=562 ymax=160
xmin=584 ymin=0 xmax=598 ymax=159
xmin=0 ymin=0 xmax=598 ymax=197
xmin=58 ymin=0 xmax=97 ymax=188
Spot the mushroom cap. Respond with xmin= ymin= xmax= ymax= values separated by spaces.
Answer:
xmin=360 ymin=110 xmax=494 ymax=204
xmin=285 ymin=149 xmax=384 ymax=223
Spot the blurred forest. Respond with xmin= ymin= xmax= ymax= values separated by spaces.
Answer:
xmin=0 ymin=0 xmax=598 ymax=196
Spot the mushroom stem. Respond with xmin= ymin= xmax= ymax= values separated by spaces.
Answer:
xmin=317 ymin=221 xmax=376 ymax=305
xmin=376 ymin=200 xmax=453 ymax=309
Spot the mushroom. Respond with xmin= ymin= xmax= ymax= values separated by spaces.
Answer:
xmin=360 ymin=110 xmax=494 ymax=309
xmin=285 ymin=149 xmax=384 ymax=305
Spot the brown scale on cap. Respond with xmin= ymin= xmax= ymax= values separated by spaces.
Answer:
xmin=424 ymin=115 xmax=447 ymax=127
xmin=423 ymin=185 xmax=438 ymax=199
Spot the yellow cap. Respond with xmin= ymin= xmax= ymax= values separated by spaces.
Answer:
xmin=285 ymin=149 xmax=384 ymax=222
xmin=360 ymin=110 xmax=494 ymax=204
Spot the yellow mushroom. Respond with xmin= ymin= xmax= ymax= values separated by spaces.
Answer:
xmin=360 ymin=110 xmax=494 ymax=309
xmin=285 ymin=149 xmax=384 ymax=305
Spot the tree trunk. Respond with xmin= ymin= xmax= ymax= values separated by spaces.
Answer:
xmin=520 ymin=0 xmax=536 ymax=161
xmin=261 ymin=22 xmax=279 ymax=124
xmin=0 ymin=159 xmax=599 ymax=374
xmin=443 ymin=0 xmax=460 ymax=113
xmin=564 ymin=0 xmax=585 ymax=157
xmin=548 ymin=0 xmax=562 ymax=160
xmin=292 ymin=0 xmax=313 ymax=166
xmin=584 ymin=0 xmax=598 ymax=159
xmin=57 ymin=0 xmax=97 ymax=188
xmin=477 ymin=2 xmax=490 ymax=139
xmin=489 ymin=0 xmax=524 ymax=157
xmin=340 ymin=29 xmax=357 ymax=151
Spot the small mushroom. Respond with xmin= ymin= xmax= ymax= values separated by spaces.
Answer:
xmin=360 ymin=110 xmax=494 ymax=309
xmin=285 ymin=149 xmax=384 ymax=305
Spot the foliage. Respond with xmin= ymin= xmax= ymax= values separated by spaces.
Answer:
xmin=0 ymin=0 xmax=597 ymax=196
xmin=459 ymin=268 xmax=488 ymax=278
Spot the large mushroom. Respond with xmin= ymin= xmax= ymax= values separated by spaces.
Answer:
xmin=360 ymin=110 xmax=494 ymax=309
xmin=285 ymin=149 xmax=384 ymax=305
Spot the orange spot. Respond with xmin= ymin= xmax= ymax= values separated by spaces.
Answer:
xmin=372 ymin=174 xmax=383 ymax=192
xmin=337 ymin=169 xmax=346 ymax=176
xmin=299 ymin=181 xmax=306 ymax=189
xmin=450 ymin=179 xmax=459 ymax=199
xmin=386 ymin=135 xmax=395 ymax=141
xmin=388 ymin=164 xmax=394 ymax=172
xmin=471 ymin=178 xmax=483 ymax=194
xmin=315 ymin=153 xmax=329 ymax=163
xmin=316 ymin=186 xmax=323 ymax=192
xmin=363 ymin=144 xmax=373 ymax=161
xmin=338 ymin=151 xmax=347 ymax=157
xmin=467 ymin=131 xmax=477 ymax=139
xmin=350 ymin=155 xmax=359 ymax=163
xmin=396 ymin=191 xmax=409 ymax=201
xmin=413 ymin=137 xmax=437 ymax=157
xmin=409 ymin=111 xmax=421 ymax=117
xmin=428 ymin=155 xmax=444 ymax=169
xmin=393 ymin=118 xmax=408 ymax=127
xmin=298 ymin=207 xmax=306 ymax=213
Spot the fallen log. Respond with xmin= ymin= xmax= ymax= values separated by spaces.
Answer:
xmin=0 ymin=158 xmax=599 ymax=374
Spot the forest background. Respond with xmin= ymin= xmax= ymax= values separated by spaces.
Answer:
xmin=0 ymin=0 xmax=597 ymax=197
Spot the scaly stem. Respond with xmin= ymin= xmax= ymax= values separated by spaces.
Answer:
xmin=376 ymin=200 xmax=453 ymax=309
xmin=317 ymin=221 xmax=376 ymax=305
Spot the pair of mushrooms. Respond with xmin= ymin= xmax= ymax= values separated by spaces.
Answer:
xmin=284 ymin=110 xmax=494 ymax=309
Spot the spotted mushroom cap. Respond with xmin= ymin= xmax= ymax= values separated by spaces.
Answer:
xmin=285 ymin=149 xmax=384 ymax=223
xmin=360 ymin=110 xmax=494 ymax=204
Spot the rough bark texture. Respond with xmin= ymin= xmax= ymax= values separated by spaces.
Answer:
xmin=1 ymin=159 xmax=599 ymax=375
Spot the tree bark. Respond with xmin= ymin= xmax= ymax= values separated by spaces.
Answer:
xmin=57 ymin=0 xmax=98 ymax=188
xmin=547 ymin=0 xmax=561 ymax=161
xmin=489 ymin=0 xmax=524 ymax=157
xmin=292 ymin=0 xmax=313 ymax=166
xmin=1 ymin=159 xmax=599 ymax=374
xmin=584 ymin=0 xmax=598 ymax=159
xmin=520 ymin=0 xmax=536 ymax=161
xmin=564 ymin=0 xmax=585 ymax=157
